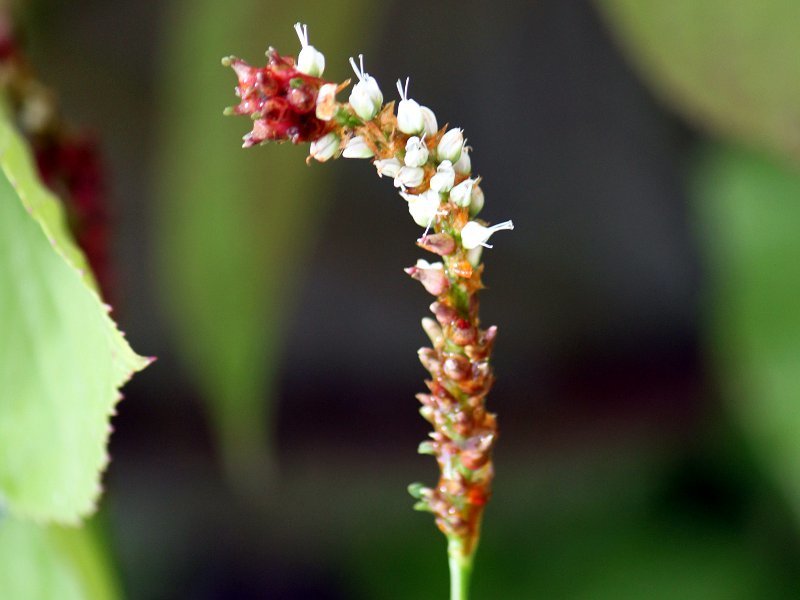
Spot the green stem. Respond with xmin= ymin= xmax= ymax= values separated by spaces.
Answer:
xmin=448 ymin=539 xmax=475 ymax=600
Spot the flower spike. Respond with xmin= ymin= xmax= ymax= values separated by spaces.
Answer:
xmin=223 ymin=23 xmax=513 ymax=598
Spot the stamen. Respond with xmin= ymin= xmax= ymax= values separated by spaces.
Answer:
xmin=294 ymin=23 xmax=309 ymax=47
xmin=349 ymin=56 xmax=361 ymax=79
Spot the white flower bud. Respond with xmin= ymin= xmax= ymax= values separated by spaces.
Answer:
xmin=452 ymin=144 xmax=471 ymax=175
xmin=375 ymin=157 xmax=403 ymax=179
xmin=449 ymin=178 xmax=475 ymax=207
xmin=429 ymin=160 xmax=455 ymax=193
xmin=348 ymin=55 xmax=383 ymax=121
xmin=396 ymin=78 xmax=424 ymax=135
xmin=404 ymin=136 xmax=429 ymax=167
xmin=315 ymin=83 xmax=338 ymax=121
xmin=394 ymin=166 xmax=425 ymax=189
xmin=469 ymin=184 xmax=485 ymax=216
xmin=421 ymin=106 xmax=438 ymax=137
xmin=437 ymin=128 xmax=464 ymax=163
xmin=309 ymin=132 xmax=340 ymax=162
xmin=342 ymin=135 xmax=374 ymax=159
xmin=460 ymin=220 xmax=514 ymax=250
xmin=294 ymin=23 xmax=325 ymax=77
xmin=403 ymin=189 xmax=442 ymax=228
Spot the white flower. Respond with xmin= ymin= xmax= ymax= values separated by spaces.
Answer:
xmin=309 ymin=132 xmax=340 ymax=162
xmin=396 ymin=78 xmax=424 ymax=135
xmin=394 ymin=166 xmax=425 ymax=189
xmin=460 ymin=220 xmax=514 ymax=249
xmin=469 ymin=184 xmax=485 ymax=216
xmin=342 ymin=135 xmax=374 ymax=159
xmin=375 ymin=157 xmax=403 ymax=178
xmin=403 ymin=189 xmax=441 ymax=227
xmin=452 ymin=144 xmax=471 ymax=175
xmin=294 ymin=23 xmax=325 ymax=77
xmin=421 ymin=106 xmax=438 ymax=137
xmin=437 ymin=128 xmax=464 ymax=163
xmin=429 ymin=160 xmax=455 ymax=193
xmin=449 ymin=178 xmax=475 ymax=207
xmin=404 ymin=136 xmax=429 ymax=167
xmin=315 ymin=83 xmax=338 ymax=121
xmin=348 ymin=54 xmax=383 ymax=121
xmin=415 ymin=258 xmax=444 ymax=270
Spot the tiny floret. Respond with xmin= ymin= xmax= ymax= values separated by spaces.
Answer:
xmin=315 ymin=83 xmax=338 ymax=121
xmin=294 ymin=23 xmax=326 ymax=77
xmin=469 ymin=184 xmax=485 ymax=217
xmin=348 ymin=54 xmax=383 ymax=121
xmin=449 ymin=177 xmax=475 ymax=207
xmin=309 ymin=132 xmax=340 ymax=162
xmin=375 ymin=157 xmax=403 ymax=178
xmin=404 ymin=136 xmax=429 ymax=167
xmin=342 ymin=135 xmax=374 ymax=158
xmin=396 ymin=78 xmax=425 ymax=135
xmin=429 ymin=160 xmax=455 ymax=193
xmin=421 ymin=106 xmax=438 ymax=137
xmin=460 ymin=220 xmax=514 ymax=249
xmin=403 ymin=189 xmax=441 ymax=228
xmin=394 ymin=165 xmax=425 ymax=189
xmin=452 ymin=144 xmax=471 ymax=175
xmin=437 ymin=128 xmax=464 ymax=163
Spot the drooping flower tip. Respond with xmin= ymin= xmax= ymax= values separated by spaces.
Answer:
xmin=294 ymin=22 xmax=325 ymax=77
xmin=348 ymin=54 xmax=383 ymax=121
xmin=396 ymin=77 xmax=424 ymax=135
xmin=460 ymin=220 xmax=514 ymax=250
xmin=223 ymin=49 xmax=333 ymax=145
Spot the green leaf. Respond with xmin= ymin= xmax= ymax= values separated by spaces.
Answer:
xmin=0 ymin=116 xmax=150 ymax=523
xmin=155 ymin=0 xmax=376 ymax=489
xmin=596 ymin=0 xmax=800 ymax=163
xmin=0 ymin=516 xmax=120 ymax=600
xmin=692 ymin=144 xmax=800 ymax=516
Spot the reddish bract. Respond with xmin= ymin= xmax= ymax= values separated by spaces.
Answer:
xmin=226 ymin=49 xmax=332 ymax=146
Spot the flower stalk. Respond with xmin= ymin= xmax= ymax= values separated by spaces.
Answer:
xmin=223 ymin=25 xmax=513 ymax=599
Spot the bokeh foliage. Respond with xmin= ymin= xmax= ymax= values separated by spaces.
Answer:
xmin=154 ymin=0 xmax=374 ymax=486
xmin=0 ymin=116 xmax=148 ymax=524
xmin=596 ymin=0 xmax=800 ymax=164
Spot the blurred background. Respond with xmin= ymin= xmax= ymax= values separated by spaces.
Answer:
xmin=7 ymin=0 xmax=800 ymax=597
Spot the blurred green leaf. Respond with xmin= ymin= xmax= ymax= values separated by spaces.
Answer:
xmin=693 ymin=144 xmax=800 ymax=517
xmin=155 ymin=0 xmax=374 ymax=487
xmin=0 ymin=117 xmax=149 ymax=523
xmin=0 ymin=517 xmax=120 ymax=600
xmin=596 ymin=0 xmax=800 ymax=163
